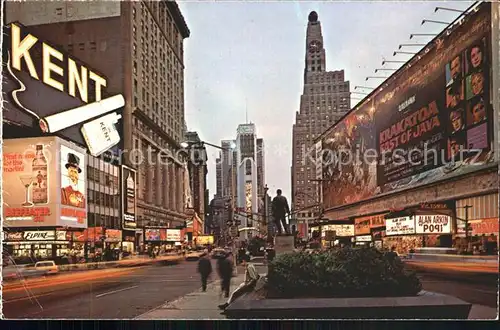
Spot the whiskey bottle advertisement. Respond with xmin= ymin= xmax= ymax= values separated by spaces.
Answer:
xmin=126 ymin=171 xmax=135 ymax=214
xmin=32 ymin=144 xmax=48 ymax=204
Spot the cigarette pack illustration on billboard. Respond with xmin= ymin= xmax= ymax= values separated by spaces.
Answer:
xmin=81 ymin=112 xmax=122 ymax=157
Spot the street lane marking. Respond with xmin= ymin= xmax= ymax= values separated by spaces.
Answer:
xmin=95 ymin=285 xmax=139 ymax=298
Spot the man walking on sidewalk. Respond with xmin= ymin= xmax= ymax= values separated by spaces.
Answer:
xmin=217 ymin=253 xmax=233 ymax=298
xmin=218 ymin=253 xmax=259 ymax=311
xmin=197 ymin=254 xmax=212 ymax=292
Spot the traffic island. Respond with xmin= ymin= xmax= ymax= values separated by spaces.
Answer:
xmin=225 ymin=247 xmax=472 ymax=319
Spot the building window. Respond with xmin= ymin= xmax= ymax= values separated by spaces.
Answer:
xmin=90 ymin=42 xmax=97 ymax=50
xmin=55 ymin=7 xmax=63 ymax=15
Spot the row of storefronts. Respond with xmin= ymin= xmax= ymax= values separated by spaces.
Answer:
xmin=309 ymin=193 xmax=498 ymax=254
xmin=3 ymin=225 xmax=202 ymax=261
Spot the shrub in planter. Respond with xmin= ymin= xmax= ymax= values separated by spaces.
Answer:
xmin=266 ymin=246 xmax=422 ymax=298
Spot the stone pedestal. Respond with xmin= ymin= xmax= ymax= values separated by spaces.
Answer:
xmin=274 ymin=235 xmax=295 ymax=256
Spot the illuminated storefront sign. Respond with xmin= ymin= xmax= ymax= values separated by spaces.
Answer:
xmin=415 ymin=215 xmax=452 ymax=234
xmin=385 ymin=217 xmax=416 ymax=236
xmin=56 ymin=230 xmax=72 ymax=241
xmin=2 ymin=136 xmax=87 ymax=228
xmin=245 ymin=182 xmax=252 ymax=214
xmin=355 ymin=235 xmax=372 ymax=242
xmin=166 ymin=229 xmax=181 ymax=242
xmin=145 ymin=229 xmax=160 ymax=241
xmin=23 ymin=230 xmax=56 ymax=241
xmin=3 ymin=23 xmax=123 ymax=156
xmin=105 ymin=229 xmax=122 ymax=242
xmin=196 ymin=235 xmax=214 ymax=245
xmin=9 ymin=23 xmax=107 ymax=103
xmin=322 ymin=224 xmax=354 ymax=237
xmin=121 ymin=165 xmax=137 ymax=229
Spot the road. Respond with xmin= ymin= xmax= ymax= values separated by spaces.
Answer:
xmin=3 ymin=259 xmax=217 ymax=319
xmin=416 ymin=272 xmax=497 ymax=308
xmin=3 ymin=258 xmax=496 ymax=318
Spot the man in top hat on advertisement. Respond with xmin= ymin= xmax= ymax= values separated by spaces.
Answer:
xmin=61 ymin=153 xmax=85 ymax=208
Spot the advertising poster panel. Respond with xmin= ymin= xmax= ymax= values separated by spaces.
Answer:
xmin=59 ymin=142 xmax=87 ymax=227
xmin=121 ymin=166 xmax=137 ymax=229
xmin=321 ymin=4 xmax=495 ymax=209
xmin=3 ymin=137 xmax=57 ymax=227
xmin=105 ymin=229 xmax=122 ymax=242
xmin=160 ymin=229 xmax=167 ymax=241
xmin=145 ymin=229 xmax=160 ymax=241
xmin=315 ymin=141 xmax=323 ymax=180
xmin=385 ymin=217 xmax=416 ymax=236
xmin=196 ymin=235 xmax=214 ymax=245
xmin=322 ymin=224 xmax=354 ymax=237
xmin=322 ymin=99 xmax=378 ymax=208
xmin=166 ymin=229 xmax=181 ymax=242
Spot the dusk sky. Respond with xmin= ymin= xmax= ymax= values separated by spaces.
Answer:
xmin=178 ymin=1 xmax=473 ymax=201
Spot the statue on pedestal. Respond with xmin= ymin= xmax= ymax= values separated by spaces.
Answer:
xmin=271 ymin=189 xmax=291 ymax=235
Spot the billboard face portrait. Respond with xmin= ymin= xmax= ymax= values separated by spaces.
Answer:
xmin=60 ymin=145 xmax=86 ymax=209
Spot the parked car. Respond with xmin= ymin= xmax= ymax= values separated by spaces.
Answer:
xmin=2 ymin=263 xmax=49 ymax=280
xmin=185 ymin=251 xmax=203 ymax=261
xmin=35 ymin=260 xmax=59 ymax=275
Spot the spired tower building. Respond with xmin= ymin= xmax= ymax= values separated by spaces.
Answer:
xmin=291 ymin=11 xmax=351 ymax=233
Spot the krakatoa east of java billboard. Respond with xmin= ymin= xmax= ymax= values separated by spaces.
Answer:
xmin=2 ymin=136 xmax=87 ymax=228
xmin=321 ymin=3 xmax=495 ymax=209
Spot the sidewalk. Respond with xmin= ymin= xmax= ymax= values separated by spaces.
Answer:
xmin=468 ymin=305 xmax=498 ymax=320
xmin=136 ymin=276 xmax=497 ymax=320
xmin=136 ymin=273 xmax=246 ymax=319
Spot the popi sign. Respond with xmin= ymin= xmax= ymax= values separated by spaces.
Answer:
xmin=415 ymin=215 xmax=452 ymax=234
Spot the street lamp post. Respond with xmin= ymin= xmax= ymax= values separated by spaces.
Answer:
xmin=263 ymin=184 xmax=270 ymax=244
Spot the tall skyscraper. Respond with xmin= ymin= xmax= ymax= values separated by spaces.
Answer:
xmin=215 ymin=158 xmax=223 ymax=198
xmin=291 ymin=11 xmax=351 ymax=227
xmin=236 ymin=124 xmax=258 ymax=241
xmin=256 ymin=138 xmax=265 ymax=198
xmin=6 ymin=2 xmax=191 ymax=239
